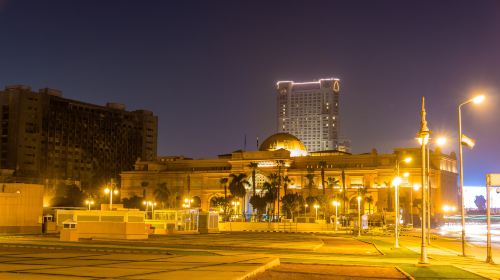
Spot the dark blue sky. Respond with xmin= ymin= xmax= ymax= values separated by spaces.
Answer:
xmin=0 ymin=0 xmax=499 ymax=185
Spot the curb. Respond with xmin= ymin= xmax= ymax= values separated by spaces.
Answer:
xmin=237 ymin=257 xmax=280 ymax=280
xmin=0 ymin=243 xmax=171 ymax=255
xmin=395 ymin=266 xmax=415 ymax=280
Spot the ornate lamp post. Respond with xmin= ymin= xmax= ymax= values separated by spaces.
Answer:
xmin=417 ymin=96 xmax=430 ymax=264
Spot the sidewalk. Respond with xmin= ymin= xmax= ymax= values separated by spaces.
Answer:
xmin=399 ymin=236 xmax=500 ymax=280
xmin=0 ymin=244 xmax=279 ymax=280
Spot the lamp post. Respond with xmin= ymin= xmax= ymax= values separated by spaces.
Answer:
xmin=393 ymin=156 xmax=411 ymax=249
xmin=332 ymin=201 xmax=339 ymax=231
xmin=392 ymin=176 xmax=402 ymax=248
xmin=85 ymin=199 xmax=94 ymax=210
xmin=357 ymin=196 xmax=362 ymax=237
xmin=425 ymin=136 xmax=447 ymax=245
xmin=314 ymin=204 xmax=319 ymax=221
xmin=458 ymin=94 xmax=485 ymax=257
xmin=304 ymin=204 xmax=309 ymax=216
xmin=150 ymin=201 xmax=157 ymax=219
xmin=417 ymin=96 xmax=430 ymax=264
xmin=143 ymin=201 xmax=150 ymax=218
xmin=104 ymin=179 xmax=118 ymax=211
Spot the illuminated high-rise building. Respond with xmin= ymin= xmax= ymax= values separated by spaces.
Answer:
xmin=276 ymin=78 xmax=343 ymax=152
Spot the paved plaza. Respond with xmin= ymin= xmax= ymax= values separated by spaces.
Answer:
xmin=0 ymin=232 xmax=499 ymax=279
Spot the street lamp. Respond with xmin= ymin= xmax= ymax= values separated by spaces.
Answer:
xmin=304 ymin=203 xmax=309 ymax=216
xmin=332 ymin=201 xmax=339 ymax=231
xmin=85 ymin=199 xmax=94 ymax=210
xmin=458 ymin=94 xmax=484 ymax=257
xmin=313 ymin=204 xmax=319 ymax=221
xmin=423 ymin=136 xmax=447 ymax=245
xmin=392 ymin=176 xmax=403 ymax=248
xmin=357 ymin=196 xmax=362 ymax=237
xmin=143 ymin=201 xmax=150 ymax=218
xmin=394 ymin=156 xmax=411 ymax=248
xmin=417 ymin=96 xmax=430 ymax=264
xmin=104 ymin=179 xmax=119 ymax=211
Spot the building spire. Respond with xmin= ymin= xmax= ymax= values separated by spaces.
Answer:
xmin=420 ymin=96 xmax=430 ymax=133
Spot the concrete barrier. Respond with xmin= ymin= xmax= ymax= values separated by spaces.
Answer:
xmin=219 ymin=222 xmax=334 ymax=232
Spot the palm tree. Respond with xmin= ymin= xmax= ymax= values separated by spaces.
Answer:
xmin=262 ymin=181 xmax=278 ymax=218
xmin=339 ymin=164 xmax=348 ymax=214
xmin=282 ymin=175 xmax=292 ymax=196
xmin=229 ymin=173 xmax=250 ymax=218
xmin=327 ymin=177 xmax=340 ymax=198
xmin=248 ymin=162 xmax=258 ymax=195
xmin=319 ymin=161 xmax=327 ymax=195
xmin=154 ymin=182 xmax=171 ymax=208
xmin=305 ymin=169 xmax=315 ymax=197
xmin=276 ymin=160 xmax=285 ymax=219
xmin=219 ymin=177 xmax=228 ymax=200
xmin=141 ymin=181 xmax=149 ymax=198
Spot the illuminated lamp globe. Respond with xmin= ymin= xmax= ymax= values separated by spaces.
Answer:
xmin=259 ymin=133 xmax=307 ymax=157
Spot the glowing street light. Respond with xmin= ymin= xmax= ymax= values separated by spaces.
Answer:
xmin=458 ymin=94 xmax=485 ymax=257
xmin=304 ymin=203 xmax=309 ymax=216
xmin=313 ymin=204 xmax=319 ymax=221
xmin=394 ymin=156 xmax=411 ymax=248
xmin=85 ymin=199 xmax=94 ymax=210
xmin=423 ymin=135 xmax=447 ymax=245
xmin=332 ymin=200 xmax=340 ymax=231
xmin=104 ymin=179 xmax=119 ymax=211
xmin=392 ymin=176 xmax=403 ymax=248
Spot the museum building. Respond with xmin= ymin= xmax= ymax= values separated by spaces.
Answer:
xmin=121 ymin=133 xmax=458 ymax=221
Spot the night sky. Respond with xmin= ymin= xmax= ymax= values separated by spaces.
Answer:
xmin=0 ymin=0 xmax=499 ymax=185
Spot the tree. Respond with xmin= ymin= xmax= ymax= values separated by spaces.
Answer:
xmin=248 ymin=162 xmax=258 ymax=195
xmin=282 ymin=193 xmax=304 ymax=220
xmin=305 ymin=169 xmax=315 ymax=197
xmin=249 ymin=195 xmax=267 ymax=217
xmin=319 ymin=161 xmax=327 ymax=195
xmin=154 ymin=182 xmax=171 ymax=208
xmin=141 ymin=181 xmax=149 ymax=198
xmin=474 ymin=195 xmax=486 ymax=212
xmin=219 ymin=177 xmax=229 ymax=200
xmin=51 ymin=184 xmax=86 ymax=207
xmin=229 ymin=173 xmax=250 ymax=218
xmin=365 ymin=196 xmax=374 ymax=214
xmin=327 ymin=177 xmax=339 ymax=192
xmin=122 ymin=195 xmax=142 ymax=209
xmin=384 ymin=181 xmax=392 ymax=211
xmin=282 ymin=175 xmax=292 ymax=196
xmin=262 ymin=181 xmax=278 ymax=218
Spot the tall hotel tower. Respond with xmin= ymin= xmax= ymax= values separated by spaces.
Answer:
xmin=276 ymin=78 xmax=341 ymax=153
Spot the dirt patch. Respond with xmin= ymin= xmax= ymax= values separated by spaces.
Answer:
xmin=247 ymin=263 xmax=407 ymax=280
xmin=315 ymin=236 xmax=381 ymax=255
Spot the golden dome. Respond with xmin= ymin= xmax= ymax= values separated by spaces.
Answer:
xmin=259 ymin=133 xmax=307 ymax=157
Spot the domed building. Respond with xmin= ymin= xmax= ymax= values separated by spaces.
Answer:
xmin=121 ymin=133 xmax=458 ymax=223
xmin=259 ymin=133 xmax=307 ymax=157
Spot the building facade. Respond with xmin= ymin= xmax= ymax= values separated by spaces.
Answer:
xmin=121 ymin=133 xmax=458 ymax=224
xmin=276 ymin=78 xmax=344 ymax=152
xmin=0 ymin=85 xmax=157 ymax=190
